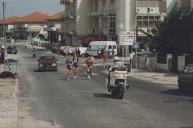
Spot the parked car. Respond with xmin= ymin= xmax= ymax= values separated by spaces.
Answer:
xmin=178 ymin=64 xmax=193 ymax=90
xmin=36 ymin=55 xmax=58 ymax=71
xmin=50 ymin=43 xmax=64 ymax=54
xmin=59 ymin=46 xmax=71 ymax=56
xmin=7 ymin=46 xmax=17 ymax=54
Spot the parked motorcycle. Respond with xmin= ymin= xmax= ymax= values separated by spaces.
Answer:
xmin=106 ymin=62 xmax=129 ymax=99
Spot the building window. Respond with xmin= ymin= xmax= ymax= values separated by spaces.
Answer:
xmin=147 ymin=8 xmax=150 ymax=13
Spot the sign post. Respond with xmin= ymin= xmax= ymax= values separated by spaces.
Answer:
xmin=133 ymin=42 xmax=140 ymax=69
xmin=119 ymin=31 xmax=136 ymax=60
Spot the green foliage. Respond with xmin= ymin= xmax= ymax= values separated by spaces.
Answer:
xmin=140 ymin=4 xmax=193 ymax=55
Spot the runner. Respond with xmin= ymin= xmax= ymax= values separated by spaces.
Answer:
xmin=85 ymin=54 xmax=95 ymax=80
xmin=65 ymin=54 xmax=74 ymax=80
xmin=101 ymin=52 xmax=108 ymax=68
xmin=72 ymin=54 xmax=79 ymax=79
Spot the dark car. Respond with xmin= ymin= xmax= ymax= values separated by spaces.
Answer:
xmin=178 ymin=64 xmax=193 ymax=90
xmin=7 ymin=46 xmax=17 ymax=54
xmin=50 ymin=43 xmax=64 ymax=54
xmin=37 ymin=55 xmax=58 ymax=71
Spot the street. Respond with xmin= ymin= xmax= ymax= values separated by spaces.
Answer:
xmin=15 ymin=44 xmax=193 ymax=128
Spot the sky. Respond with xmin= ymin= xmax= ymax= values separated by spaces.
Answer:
xmin=0 ymin=0 xmax=64 ymax=19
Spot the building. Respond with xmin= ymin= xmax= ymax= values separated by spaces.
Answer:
xmin=136 ymin=0 xmax=167 ymax=39
xmin=0 ymin=12 xmax=49 ymax=41
xmin=60 ymin=0 xmax=136 ymax=49
xmin=47 ymin=11 xmax=65 ymax=44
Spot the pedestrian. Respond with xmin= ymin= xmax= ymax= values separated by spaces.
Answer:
xmin=97 ymin=48 xmax=101 ymax=58
xmin=101 ymin=48 xmax=105 ymax=59
xmin=0 ymin=50 xmax=5 ymax=64
xmin=112 ymin=48 xmax=115 ymax=59
xmin=102 ymin=52 xmax=108 ymax=68
xmin=75 ymin=48 xmax=80 ymax=58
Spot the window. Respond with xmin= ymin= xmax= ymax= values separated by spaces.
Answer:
xmin=147 ymin=8 xmax=150 ymax=12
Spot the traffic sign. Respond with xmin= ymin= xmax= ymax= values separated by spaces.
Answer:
xmin=133 ymin=42 xmax=140 ymax=49
xmin=119 ymin=31 xmax=136 ymax=45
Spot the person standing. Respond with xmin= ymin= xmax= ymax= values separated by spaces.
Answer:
xmin=97 ymin=48 xmax=101 ymax=58
xmin=0 ymin=50 xmax=5 ymax=64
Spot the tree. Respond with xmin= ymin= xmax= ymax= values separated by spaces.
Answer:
xmin=140 ymin=4 xmax=193 ymax=56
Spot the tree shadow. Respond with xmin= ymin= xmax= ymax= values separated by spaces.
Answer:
xmin=161 ymin=89 xmax=193 ymax=98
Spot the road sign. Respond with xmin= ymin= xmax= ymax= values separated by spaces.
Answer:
xmin=133 ymin=42 xmax=140 ymax=49
xmin=119 ymin=31 xmax=136 ymax=46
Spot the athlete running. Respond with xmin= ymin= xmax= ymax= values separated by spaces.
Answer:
xmin=85 ymin=54 xmax=95 ymax=80
xmin=65 ymin=54 xmax=74 ymax=80
xmin=72 ymin=54 xmax=79 ymax=79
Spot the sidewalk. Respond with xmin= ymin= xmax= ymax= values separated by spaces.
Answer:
xmin=0 ymin=65 xmax=18 ymax=128
xmin=129 ymin=69 xmax=178 ymax=85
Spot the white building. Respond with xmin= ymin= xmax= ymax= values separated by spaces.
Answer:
xmin=60 ymin=0 xmax=136 ymax=49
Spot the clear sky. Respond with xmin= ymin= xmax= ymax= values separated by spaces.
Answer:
xmin=0 ymin=0 xmax=64 ymax=19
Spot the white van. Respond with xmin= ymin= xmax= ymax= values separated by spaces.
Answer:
xmin=86 ymin=41 xmax=117 ymax=57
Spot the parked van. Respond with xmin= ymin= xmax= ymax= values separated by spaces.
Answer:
xmin=86 ymin=41 xmax=117 ymax=57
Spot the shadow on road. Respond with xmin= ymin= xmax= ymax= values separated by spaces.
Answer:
xmin=161 ymin=89 xmax=193 ymax=98
xmin=94 ymin=93 xmax=112 ymax=99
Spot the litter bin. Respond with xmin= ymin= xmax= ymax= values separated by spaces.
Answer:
xmin=4 ymin=58 xmax=18 ymax=74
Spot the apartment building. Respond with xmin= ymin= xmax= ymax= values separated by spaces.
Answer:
xmin=60 ymin=0 xmax=136 ymax=46
xmin=136 ymin=0 xmax=167 ymax=38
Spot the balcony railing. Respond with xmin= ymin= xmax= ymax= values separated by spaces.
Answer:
xmin=90 ymin=9 xmax=116 ymax=17
xmin=60 ymin=0 xmax=74 ymax=5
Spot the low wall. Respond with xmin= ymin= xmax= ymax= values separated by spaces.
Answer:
xmin=134 ymin=56 xmax=168 ymax=72
xmin=156 ymin=63 xmax=168 ymax=72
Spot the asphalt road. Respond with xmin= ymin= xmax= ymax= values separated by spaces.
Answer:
xmin=14 ymin=44 xmax=193 ymax=128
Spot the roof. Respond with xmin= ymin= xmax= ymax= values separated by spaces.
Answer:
xmin=0 ymin=16 xmax=20 ymax=24
xmin=15 ymin=12 xmax=49 ymax=23
xmin=0 ymin=12 xmax=50 ymax=24
xmin=48 ymin=11 xmax=64 ymax=21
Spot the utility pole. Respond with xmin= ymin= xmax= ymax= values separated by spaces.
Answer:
xmin=2 ymin=1 xmax=6 ymax=48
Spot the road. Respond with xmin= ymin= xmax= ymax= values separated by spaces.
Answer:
xmin=14 ymin=44 xmax=193 ymax=128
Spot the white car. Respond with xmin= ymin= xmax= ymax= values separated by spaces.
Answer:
xmin=59 ymin=46 xmax=71 ymax=56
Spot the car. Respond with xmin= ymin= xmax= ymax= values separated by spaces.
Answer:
xmin=59 ymin=46 xmax=71 ymax=56
xmin=7 ymin=46 xmax=17 ymax=54
xmin=50 ymin=43 xmax=65 ymax=54
xmin=178 ymin=64 xmax=193 ymax=90
xmin=37 ymin=55 xmax=58 ymax=71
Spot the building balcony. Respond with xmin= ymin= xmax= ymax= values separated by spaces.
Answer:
xmin=60 ymin=0 xmax=75 ymax=5
xmin=90 ymin=9 xmax=116 ymax=17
